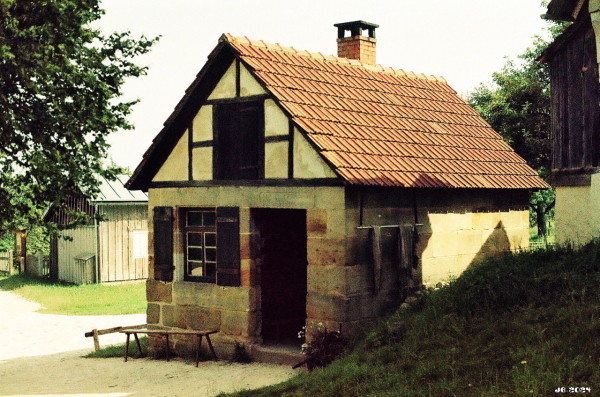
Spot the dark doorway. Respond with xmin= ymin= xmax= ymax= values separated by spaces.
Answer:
xmin=253 ymin=209 xmax=307 ymax=344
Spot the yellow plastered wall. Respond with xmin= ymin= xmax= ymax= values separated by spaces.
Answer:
xmin=294 ymin=127 xmax=336 ymax=179
xmin=265 ymin=142 xmax=288 ymax=178
xmin=192 ymin=105 xmax=212 ymax=141
xmin=208 ymin=61 xmax=236 ymax=100
xmin=555 ymin=173 xmax=600 ymax=245
xmin=264 ymin=99 xmax=288 ymax=137
xmin=240 ymin=63 xmax=266 ymax=96
xmin=264 ymin=99 xmax=289 ymax=178
xmin=207 ymin=60 xmax=266 ymax=100
xmin=192 ymin=147 xmax=212 ymax=180
xmin=421 ymin=209 xmax=529 ymax=284
xmin=152 ymin=130 xmax=189 ymax=182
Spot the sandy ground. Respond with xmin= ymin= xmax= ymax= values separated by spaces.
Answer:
xmin=0 ymin=290 xmax=295 ymax=397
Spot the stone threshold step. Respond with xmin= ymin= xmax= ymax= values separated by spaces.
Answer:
xmin=251 ymin=343 xmax=304 ymax=366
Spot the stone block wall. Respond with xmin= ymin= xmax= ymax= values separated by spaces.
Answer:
xmin=145 ymin=184 xmax=531 ymax=355
xmin=146 ymin=279 xmax=259 ymax=358
xmin=147 ymin=185 xmax=347 ymax=357
xmin=338 ymin=187 xmax=531 ymax=332
xmin=420 ymin=208 xmax=529 ymax=283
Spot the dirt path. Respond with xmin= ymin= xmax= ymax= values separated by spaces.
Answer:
xmin=0 ymin=290 xmax=294 ymax=396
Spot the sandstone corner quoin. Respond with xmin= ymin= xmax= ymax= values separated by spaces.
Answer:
xmin=126 ymin=20 xmax=547 ymax=360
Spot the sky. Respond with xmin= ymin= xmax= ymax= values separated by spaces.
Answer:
xmin=97 ymin=0 xmax=553 ymax=172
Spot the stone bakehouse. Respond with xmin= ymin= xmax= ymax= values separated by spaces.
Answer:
xmin=126 ymin=21 xmax=547 ymax=358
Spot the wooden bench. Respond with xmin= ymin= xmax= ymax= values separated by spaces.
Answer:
xmin=85 ymin=324 xmax=146 ymax=351
xmin=120 ymin=327 xmax=218 ymax=367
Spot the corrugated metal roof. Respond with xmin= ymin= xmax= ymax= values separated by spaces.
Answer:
xmin=222 ymin=34 xmax=548 ymax=189
xmin=93 ymin=175 xmax=147 ymax=203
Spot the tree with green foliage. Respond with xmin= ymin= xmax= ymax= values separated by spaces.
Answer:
xmin=467 ymin=23 xmax=566 ymax=238
xmin=0 ymin=0 xmax=157 ymax=234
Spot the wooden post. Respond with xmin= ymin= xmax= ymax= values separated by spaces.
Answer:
xmin=92 ymin=329 xmax=100 ymax=351
xmin=8 ymin=251 xmax=13 ymax=275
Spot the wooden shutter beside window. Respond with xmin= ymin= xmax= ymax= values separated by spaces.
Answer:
xmin=216 ymin=206 xmax=240 ymax=286
xmin=153 ymin=206 xmax=174 ymax=282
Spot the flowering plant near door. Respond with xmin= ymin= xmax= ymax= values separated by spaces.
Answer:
xmin=294 ymin=323 xmax=346 ymax=370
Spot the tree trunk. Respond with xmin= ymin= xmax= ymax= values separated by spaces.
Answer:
xmin=536 ymin=205 xmax=547 ymax=237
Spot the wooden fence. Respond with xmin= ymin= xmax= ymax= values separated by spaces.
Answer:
xmin=0 ymin=250 xmax=13 ymax=274
xmin=26 ymin=251 xmax=49 ymax=278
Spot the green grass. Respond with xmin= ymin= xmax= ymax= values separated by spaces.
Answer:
xmin=222 ymin=241 xmax=600 ymax=397
xmin=85 ymin=336 xmax=148 ymax=358
xmin=0 ymin=273 xmax=146 ymax=315
xmin=530 ymin=222 xmax=555 ymax=245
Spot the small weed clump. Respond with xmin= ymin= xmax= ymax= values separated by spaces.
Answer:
xmin=85 ymin=337 xmax=148 ymax=359
xmin=225 ymin=241 xmax=600 ymax=397
xmin=231 ymin=342 xmax=253 ymax=363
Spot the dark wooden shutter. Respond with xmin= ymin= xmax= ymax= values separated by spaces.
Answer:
xmin=153 ymin=206 xmax=174 ymax=281
xmin=216 ymin=206 xmax=240 ymax=286
xmin=214 ymin=101 xmax=264 ymax=180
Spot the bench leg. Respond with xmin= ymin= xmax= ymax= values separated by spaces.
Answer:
xmin=124 ymin=333 xmax=130 ymax=362
xmin=134 ymin=333 xmax=144 ymax=358
xmin=205 ymin=335 xmax=218 ymax=361
xmin=195 ymin=335 xmax=203 ymax=367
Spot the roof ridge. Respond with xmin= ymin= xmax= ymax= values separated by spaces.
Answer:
xmin=221 ymin=33 xmax=447 ymax=84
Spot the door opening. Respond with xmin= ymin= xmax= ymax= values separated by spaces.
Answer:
xmin=253 ymin=208 xmax=307 ymax=345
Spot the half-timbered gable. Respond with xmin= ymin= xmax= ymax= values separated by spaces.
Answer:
xmin=146 ymin=57 xmax=335 ymax=185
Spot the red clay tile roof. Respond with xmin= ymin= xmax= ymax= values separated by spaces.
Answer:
xmin=224 ymin=34 xmax=548 ymax=189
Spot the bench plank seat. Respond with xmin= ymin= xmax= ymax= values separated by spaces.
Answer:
xmin=120 ymin=328 xmax=218 ymax=367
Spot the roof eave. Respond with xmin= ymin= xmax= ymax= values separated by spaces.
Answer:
xmin=538 ymin=13 xmax=588 ymax=63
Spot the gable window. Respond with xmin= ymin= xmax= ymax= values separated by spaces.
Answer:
xmin=181 ymin=207 xmax=217 ymax=282
xmin=214 ymin=101 xmax=264 ymax=179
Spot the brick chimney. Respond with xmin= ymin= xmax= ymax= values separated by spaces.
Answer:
xmin=334 ymin=20 xmax=379 ymax=65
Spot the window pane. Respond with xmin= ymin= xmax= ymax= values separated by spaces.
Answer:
xmin=205 ymin=247 xmax=216 ymax=262
xmin=188 ymin=247 xmax=203 ymax=261
xmin=204 ymin=232 xmax=216 ymax=247
xmin=203 ymin=211 xmax=216 ymax=226
xmin=188 ymin=261 xmax=203 ymax=276
xmin=205 ymin=262 xmax=216 ymax=278
xmin=187 ymin=232 xmax=202 ymax=247
xmin=187 ymin=211 xmax=202 ymax=226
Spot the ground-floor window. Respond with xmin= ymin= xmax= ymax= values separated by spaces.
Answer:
xmin=180 ymin=207 xmax=217 ymax=282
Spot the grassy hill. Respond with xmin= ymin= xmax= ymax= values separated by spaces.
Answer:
xmin=226 ymin=242 xmax=600 ymax=396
